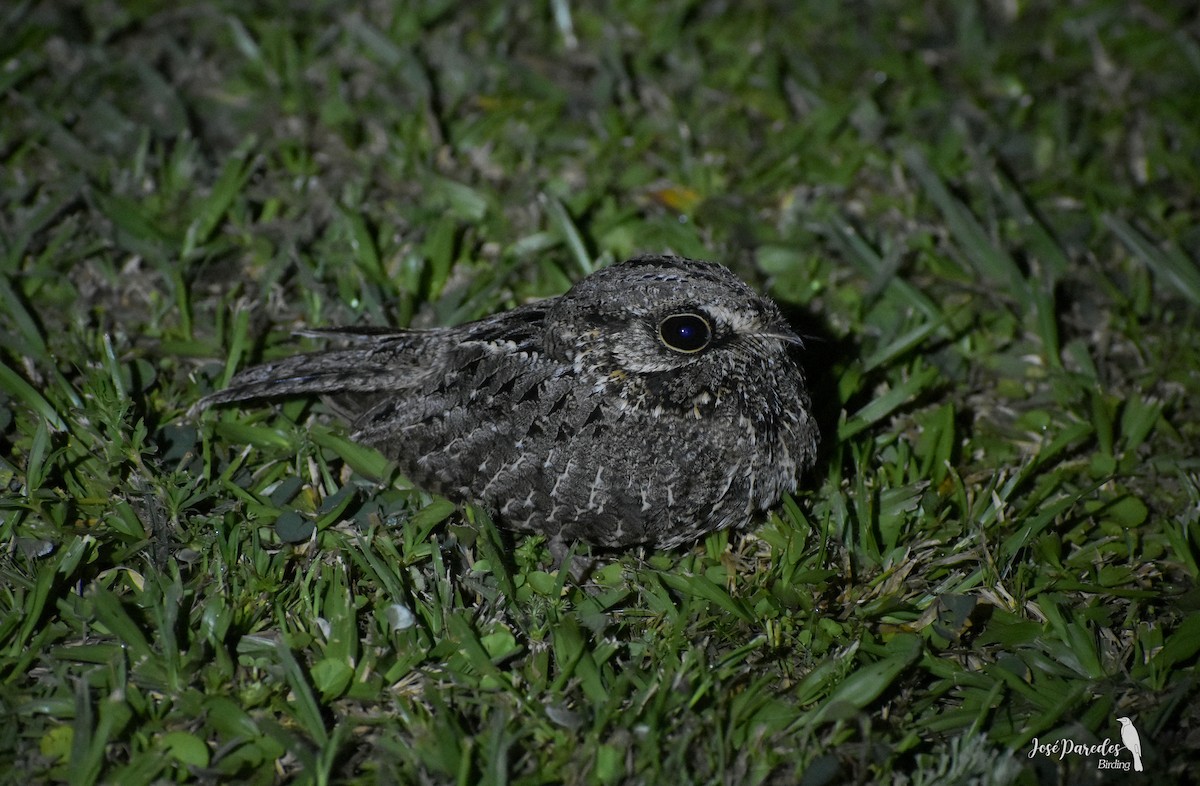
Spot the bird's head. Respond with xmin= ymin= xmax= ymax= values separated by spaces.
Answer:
xmin=547 ymin=256 xmax=801 ymax=384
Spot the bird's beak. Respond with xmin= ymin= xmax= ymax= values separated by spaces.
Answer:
xmin=753 ymin=323 xmax=805 ymax=347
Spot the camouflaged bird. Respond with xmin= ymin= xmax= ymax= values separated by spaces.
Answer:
xmin=200 ymin=255 xmax=819 ymax=551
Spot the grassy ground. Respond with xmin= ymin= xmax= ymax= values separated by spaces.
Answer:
xmin=2 ymin=0 xmax=1198 ymax=783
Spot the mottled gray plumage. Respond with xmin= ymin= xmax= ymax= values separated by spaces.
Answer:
xmin=200 ymin=255 xmax=818 ymax=550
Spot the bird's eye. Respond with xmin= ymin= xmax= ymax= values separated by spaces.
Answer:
xmin=657 ymin=312 xmax=712 ymax=353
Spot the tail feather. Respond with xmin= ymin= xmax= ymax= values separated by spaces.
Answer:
xmin=198 ymin=335 xmax=427 ymax=412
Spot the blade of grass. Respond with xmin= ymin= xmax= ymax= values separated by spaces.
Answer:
xmin=274 ymin=640 xmax=330 ymax=746
xmin=541 ymin=194 xmax=592 ymax=276
xmin=804 ymin=634 xmax=922 ymax=726
xmin=904 ymin=147 xmax=1029 ymax=299
xmin=838 ymin=364 xmax=940 ymax=441
xmin=825 ymin=217 xmax=941 ymax=321
xmin=0 ymin=360 xmax=67 ymax=431
xmin=1105 ymin=213 xmax=1200 ymax=306
xmin=182 ymin=139 xmax=258 ymax=258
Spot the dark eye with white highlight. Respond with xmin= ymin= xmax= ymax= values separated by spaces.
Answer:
xmin=657 ymin=312 xmax=712 ymax=353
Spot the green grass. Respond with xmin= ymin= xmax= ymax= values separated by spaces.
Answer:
xmin=2 ymin=0 xmax=1199 ymax=783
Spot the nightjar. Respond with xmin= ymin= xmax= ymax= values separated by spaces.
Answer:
xmin=201 ymin=255 xmax=819 ymax=550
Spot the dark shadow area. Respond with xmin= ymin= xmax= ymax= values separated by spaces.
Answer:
xmin=778 ymin=300 xmax=853 ymax=491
